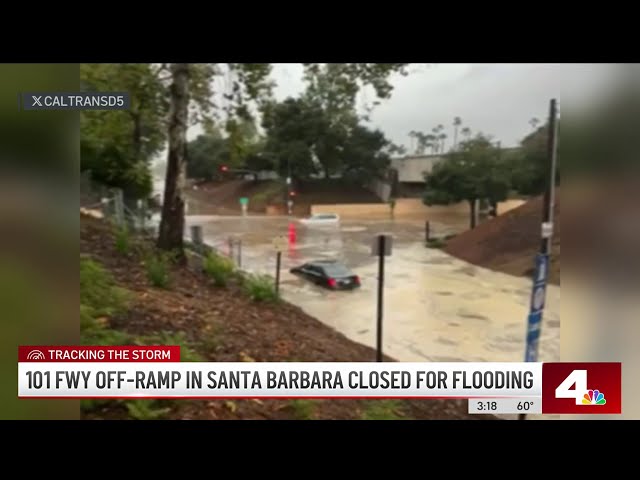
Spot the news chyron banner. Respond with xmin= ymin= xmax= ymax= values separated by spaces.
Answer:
xmin=18 ymin=346 xmax=621 ymax=415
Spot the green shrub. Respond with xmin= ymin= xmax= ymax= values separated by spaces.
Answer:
xmin=289 ymin=399 xmax=316 ymax=420
xmin=80 ymin=257 xmax=133 ymax=345
xmin=82 ymin=327 xmax=132 ymax=346
xmin=139 ymin=331 xmax=204 ymax=362
xmin=115 ymin=227 xmax=131 ymax=255
xmin=146 ymin=252 xmax=171 ymax=288
xmin=80 ymin=304 xmax=96 ymax=331
xmin=203 ymin=253 xmax=235 ymax=287
xmin=80 ymin=258 xmax=130 ymax=318
xmin=243 ymin=274 xmax=278 ymax=302
xmin=125 ymin=400 xmax=171 ymax=420
xmin=361 ymin=400 xmax=404 ymax=420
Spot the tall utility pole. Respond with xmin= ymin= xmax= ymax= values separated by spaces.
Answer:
xmin=520 ymin=98 xmax=559 ymax=421
xmin=541 ymin=102 xmax=559 ymax=256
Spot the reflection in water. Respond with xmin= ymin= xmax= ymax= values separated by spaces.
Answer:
xmin=187 ymin=215 xmax=559 ymax=364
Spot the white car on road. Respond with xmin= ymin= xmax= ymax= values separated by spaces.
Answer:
xmin=299 ymin=213 xmax=340 ymax=227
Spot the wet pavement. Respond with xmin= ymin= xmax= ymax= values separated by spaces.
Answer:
xmin=184 ymin=214 xmax=560 ymax=365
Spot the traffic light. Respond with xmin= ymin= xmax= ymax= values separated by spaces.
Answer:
xmin=289 ymin=190 xmax=296 ymax=197
xmin=220 ymin=165 xmax=229 ymax=172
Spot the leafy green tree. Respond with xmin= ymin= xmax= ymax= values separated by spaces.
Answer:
xmin=186 ymin=130 xmax=230 ymax=180
xmin=157 ymin=63 xmax=191 ymax=254
xmin=424 ymin=135 xmax=510 ymax=229
xmin=158 ymin=64 xmax=273 ymax=256
xmin=80 ymin=63 xmax=168 ymax=201
xmin=159 ymin=63 xmax=408 ymax=256
xmin=302 ymin=63 xmax=408 ymax=177
xmin=341 ymin=125 xmax=392 ymax=181
xmin=387 ymin=142 xmax=407 ymax=156
xmin=261 ymin=97 xmax=323 ymax=179
xmin=263 ymin=97 xmax=394 ymax=182
xmin=510 ymin=124 xmax=548 ymax=195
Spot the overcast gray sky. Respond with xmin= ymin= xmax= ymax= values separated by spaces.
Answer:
xmin=157 ymin=63 xmax=615 ymax=184
xmin=173 ymin=63 xmax=615 ymax=165
xmin=269 ymin=63 xmax=615 ymax=149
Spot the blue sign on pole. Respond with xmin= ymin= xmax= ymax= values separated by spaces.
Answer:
xmin=524 ymin=253 xmax=549 ymax=362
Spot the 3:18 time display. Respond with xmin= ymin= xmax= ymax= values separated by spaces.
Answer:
xmin=474 ymin=401 xmax=497 ymax=411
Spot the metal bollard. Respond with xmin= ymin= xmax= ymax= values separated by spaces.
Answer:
xmin=190 ymin=225 xmax=204 ymax=254
xmin=114 ymin=189 xmax=125 ymax=227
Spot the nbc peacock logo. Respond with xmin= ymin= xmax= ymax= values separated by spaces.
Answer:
xmin=582 ymin=389 xmax=606 ymax=406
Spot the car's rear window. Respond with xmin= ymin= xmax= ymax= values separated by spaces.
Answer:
xmin=320 ymin=264 xmax=352 ymax=276
xmin=314 ymin=214 xmax=337 ymax=220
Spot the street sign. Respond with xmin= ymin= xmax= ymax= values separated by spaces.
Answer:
xmin=272 ymin=235 xmax=288 ymax=252
xmin=524 ymin=253 xmax=549 ymax=362
xmin=371 ymin=234 xmax=393 ymax=256
xmin=532 ymin=285 xmax=546 ymax=311
xmin=541 ymin=222 xmax=554 ymax=239
xmin=239 ymin=197 xmax=249 ymax=206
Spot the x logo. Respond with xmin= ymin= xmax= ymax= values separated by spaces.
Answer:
xmin=32 ymin=95 xmax=42 ymax=106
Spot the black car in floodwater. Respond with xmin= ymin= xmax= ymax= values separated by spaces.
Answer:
xmin=290 ymin=260 xmax=361 ymax=290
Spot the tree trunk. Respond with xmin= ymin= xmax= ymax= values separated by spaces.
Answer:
xmin=490 ymin=200 xmax=498 ymax=217
xmin=469 ymin=199 xmax=477 ymax=229
xmin=453 ymin=126 xmax=458 ymax=150
xmin=157 ymin=63 xmax=190 ymax=260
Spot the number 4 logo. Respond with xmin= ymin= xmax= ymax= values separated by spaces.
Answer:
xmin=555 ymin=370 xmax=587 ymax=405
xmin=543 ymin=363 xmax=619 ymax=414
xmin=555 ymin=369 xmax=607 ymax=406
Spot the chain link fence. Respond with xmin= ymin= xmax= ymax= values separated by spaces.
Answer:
xmin=81 ymin=170 xmax=243 ymax=266
xmin=80 ymin=170 xmax=155 ymax=236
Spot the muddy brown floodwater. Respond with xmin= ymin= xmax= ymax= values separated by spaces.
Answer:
xmin=183 ymin=214 xmax=559 ymax=367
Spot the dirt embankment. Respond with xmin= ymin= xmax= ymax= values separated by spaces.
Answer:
xmin=185 ymin=179 xmax=384 ymax=216
xmin=80 ymin=215 xmax=494 ymax=420
xmin=443 ymin=195 xmax=560 ymax=285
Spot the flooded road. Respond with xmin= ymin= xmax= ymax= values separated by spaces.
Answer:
xmin=184 ymin=214 xmax=560 ymax=365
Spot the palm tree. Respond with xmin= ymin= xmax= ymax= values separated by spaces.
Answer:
xmin=453 ymin=116 xmax=462 ymax=150
xmin=461 ymin=127 xmax=471 ymax=140
xmin=529 ymin=117 xmax=540 ymax=130
xmin=415 ymin=132 xmax=427 ymax=155
xmin=408 ymin=131 xmax=418 ymax=154
xmin=425 ymin=134 xmax=437 ymax=154
xmin=439 ymin=133 xmax=447 ymax=153
xmin=431 ymin=127 xmax=439 ymax=153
